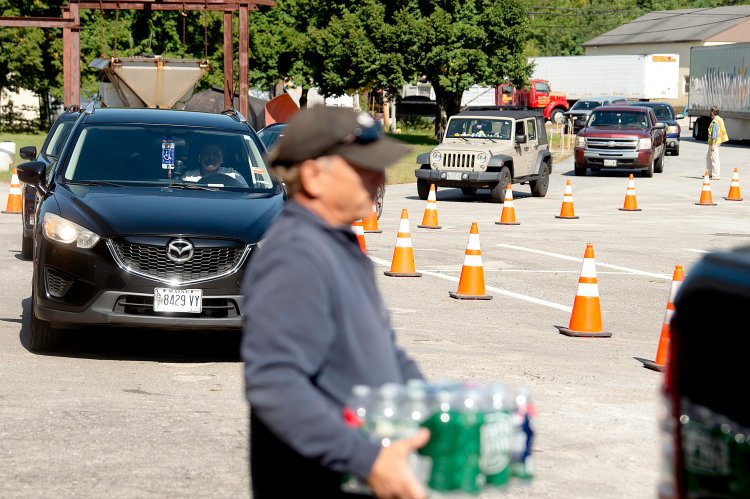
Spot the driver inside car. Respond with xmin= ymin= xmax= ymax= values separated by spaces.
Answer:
xmin=182 ymin=141 xmax=249 ymax=187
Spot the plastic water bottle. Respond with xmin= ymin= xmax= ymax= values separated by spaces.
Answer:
xmin=481 ymin=384 xmax=513 ymax=488
xmin=456 ymin=389 xmax=485 ymax=494
xmin=344 ymin=384 xmax=372 ymax=429
xmin=404 ymin=384 xmax=433 ymax=487
xmin=419 ymin=390 xmax=460 ymax=492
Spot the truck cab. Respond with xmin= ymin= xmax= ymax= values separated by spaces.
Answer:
xmin=512 ymin=79 xmax=569 ymax=123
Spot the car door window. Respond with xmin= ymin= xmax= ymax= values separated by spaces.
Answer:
xmin=527 ymin=119 xmax=536 ymax=141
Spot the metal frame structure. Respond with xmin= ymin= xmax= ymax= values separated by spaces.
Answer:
xmin=0 ymin=0 xmax=273 ymax=117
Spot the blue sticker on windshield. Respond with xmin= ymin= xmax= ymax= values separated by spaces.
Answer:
xmin=161 ymin=138 xmax=175 ymax=173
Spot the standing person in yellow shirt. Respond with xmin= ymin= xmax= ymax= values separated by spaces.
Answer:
xmin=707 ymin=106 xmax=729 ymax=180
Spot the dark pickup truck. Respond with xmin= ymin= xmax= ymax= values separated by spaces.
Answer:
xmin=573 ymin=105 xmax=667 ymax=177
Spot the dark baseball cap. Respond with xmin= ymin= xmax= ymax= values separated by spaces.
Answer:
xmin=268 ymin=106 xmax=411 ymax=171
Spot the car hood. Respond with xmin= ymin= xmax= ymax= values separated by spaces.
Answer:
xmin=437 ymin=140 xmax=513 ymax=155
xmin=55 ymin=184 xmax=284 ymax=243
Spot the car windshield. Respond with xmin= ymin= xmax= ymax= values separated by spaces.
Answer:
xmin=589 ymin=111 xmax=648 ymax=129
xmin=445 ymin=118 xmax=512 ymax=139
xmin=570 ymin=100 xmax=603 ymax=111
xmin=43 ymin=120 xmax=76 ymax=158
xmin=62 ymin=125 xmax=275 ymax=191
xmin=258 ymin=126 xmax=285 ymax=149
xmin=647 ymin=105 xmax=675 ymax=121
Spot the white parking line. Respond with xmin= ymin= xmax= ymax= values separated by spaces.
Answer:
xmin=686 ymin=248 xmax=709 ymax=254
xmin=496 ymin=244 xmax=672 ymax=280
xmin=423 ymin=269 xmax=633 ymax=274
xmin=369 ymin=256 xmax=572 ymax=313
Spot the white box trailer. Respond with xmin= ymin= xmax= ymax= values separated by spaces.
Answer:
xmin=688 ymin=43 xmax=750 ymax=141
xmin=529 ymin=54 xmax=680 ymax=102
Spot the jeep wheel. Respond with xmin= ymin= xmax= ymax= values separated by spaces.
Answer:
xmin=654 ymin=151 xmax=664 ymax=174
xmin=29 ymin=287 xmax=61 ymax=352
xmin=417 ymin=179 xmax=430 ymax=200
xmin=490 ymin=167 xmax=511 ymax=203
xmin=461 ymin=187 xmax=477 ymax=196
xmin=530 ymin=162 xmax=550 ymax=197
xmin=642 ymin=158 xmax=654 ymax=178
xmin=574 ymin=163 xmax=587 ymax=176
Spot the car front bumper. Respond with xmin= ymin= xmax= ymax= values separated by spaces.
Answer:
xmin=415 ymin=168 xmax=503 ymax=187
xmin=34 ymin=237 xmax=247 ymax=329
xmin=574 ymin=148 xmax=654 ymax=169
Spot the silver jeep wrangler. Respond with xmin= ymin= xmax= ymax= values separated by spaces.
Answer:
xmin=415 ymin=109 xmax=552 ymax=202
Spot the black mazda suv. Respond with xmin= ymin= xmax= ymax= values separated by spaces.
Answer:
xmin=18 ymin=105 xmax=284 ymax=351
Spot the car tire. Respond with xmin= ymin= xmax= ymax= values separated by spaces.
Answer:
xmin=642 ymin=157 xmax=654 ymax=178
xmin=530 ymin=162 xmax=550 ymax=197
xmin=490 ymin=167 xmax=511 ymax=203
xmin=550 ymin=109 xmax=564 ymax=124
xmin=461 ymin=187 xmax=477 ymax=196
xmin=29 ymin=292 xmax=61 ymax=352
xmin=375 ymin=184 xmax=385 ymax=219
xmin=417 ymin=179 xmax=430 ymax=200
xmin=21 ymin=235 xmax=33 ymax=261
xmin=673 ymin=144 xmax=680 ymax=156
xmin=574 ymin=163 xmax=587 ymax=176
xmin=655 ymin=151 xmax=665 ymax=174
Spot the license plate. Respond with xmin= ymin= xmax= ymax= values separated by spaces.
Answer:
xmin=153 ymin=288 xmax=202 ymax=313
xmin=446 ymin=171 xmax=462 ymax=181
xmin=604 ymin=159 xmax=617 ymax=167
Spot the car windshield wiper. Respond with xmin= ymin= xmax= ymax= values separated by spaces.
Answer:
xmin=67 ymin=180 xmax=126 ymax=187
xmin=163 ymin=182 xmax=219 ymax=191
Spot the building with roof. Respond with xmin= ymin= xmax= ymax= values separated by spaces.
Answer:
xmin=583 ymin=6 xmax=750 ymax=106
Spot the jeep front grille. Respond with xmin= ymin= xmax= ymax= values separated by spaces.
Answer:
xmin=442 ymin=153 xmax=476 ymax=169
xmin=586 ymin=137 xmax=638 ymax=152
xmin=107 ymin=240 xmax=250 ymax=285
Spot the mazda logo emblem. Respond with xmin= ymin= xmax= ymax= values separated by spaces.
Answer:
xmin=167 ymin=239 xmax=194 ymax=263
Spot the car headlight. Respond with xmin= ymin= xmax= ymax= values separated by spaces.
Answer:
xmin=638 ymin=137 xmax=652 ymax=150
xmin=477 ymin=153 xmax=488 ymax=164
xmin=667 ymin=125 xmax=679 ymax=135
xmin=43 ymin=213 xmax=100 ymax=249
xmin=576 ymin=136 xmax=586 ymax=148
xmin=430 ymin=150 xmax=442 ymax=165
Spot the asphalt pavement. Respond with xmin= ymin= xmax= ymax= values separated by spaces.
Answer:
xmin=1 ymin=131 xmax=749 ymax=498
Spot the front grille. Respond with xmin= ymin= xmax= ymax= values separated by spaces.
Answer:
xmin=45 ymin=266 xmax=74 ymax=298
xmin=586 ymin=137 xmax=638 ymax=152
xmin=441 ymin=153 xmax=476 ymax=169
xmin=108 ymin=240 xmax=249 ymax=285
xmin=113 ymin=294 xmax=240 ymax=318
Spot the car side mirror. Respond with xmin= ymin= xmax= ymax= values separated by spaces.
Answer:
xmin=676 ymin=114 xmax=685 ymax=120
xmin=19 ymin=145 xmax=37 ymax=161
xmin=655 ymin=122 xmax=667 ymax=130
xmin=16 ymin=161 xmax=48 ymax=194
xmin=516 ymin=134 xmax=528 ymax=144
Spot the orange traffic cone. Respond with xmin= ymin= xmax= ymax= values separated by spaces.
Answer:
xmin=619 ymin=174 xmax=641 ymax=211
xmin=555 ymin=180 xmax=579 ymax=219
xmin=384 ymin=209 xmax=421 ymax=277
xmin=638 ymin=265 xmax=684 ymax=372
xmin=556 ymin=244 xmax=611 ymax=337
xmin=496 ymin=184 xmax=520 ymax=225
xmin=418 ymin=184 xmax=441 ymax=229
xmin=363 ymin=201 xmax=382 ymax=233
xmin=724 ymin=168 xmax=743 ymax=201
xmin=2 ymin=168 xmax=22 ymax=214
xmin=696 ymin=170 xmax=717 ymax=206
xmin=352 ymin=219 xmax=366 ymax=254
xmin=449 ymin=222 xmax=492 ymax=300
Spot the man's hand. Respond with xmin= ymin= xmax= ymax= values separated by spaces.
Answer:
xmin=367 ymin=428 xmax=430 ymax=499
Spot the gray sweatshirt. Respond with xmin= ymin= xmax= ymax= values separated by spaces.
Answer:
xmin=242 ymin=200 xmax=423 ymax=484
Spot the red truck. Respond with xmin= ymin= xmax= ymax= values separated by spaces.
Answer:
xmin=574 ymin=105 xmax=667 ymax=178
xmin=495 ymin=79 xmax=569 ymax=122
